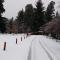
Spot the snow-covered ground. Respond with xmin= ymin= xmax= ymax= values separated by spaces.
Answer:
xmin=0 ymin=34 xmax=60 ymax=60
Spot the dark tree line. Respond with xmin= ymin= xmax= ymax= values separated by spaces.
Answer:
xmin=0 ymin=0 xmax=6 ymax=33
xmin=15 ymin=0 xmax=55 ymax=33
xmin=45 ymin=1 xmax=55 ymax=22
xmin=16 ymin=9 xmax=24 ymax=33
xmin=0 ymin=0 xmax=56 ymax=33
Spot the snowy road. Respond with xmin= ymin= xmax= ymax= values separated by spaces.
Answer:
xmin=27 ymin=35 xmax=60 ymax=60
xmin=0 ymin=34 xmax=60 ymax=60
xmin=27 ymin=37 xmax=50 ymax=60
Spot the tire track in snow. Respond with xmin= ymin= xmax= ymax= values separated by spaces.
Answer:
xmin=39 ymin=37 xmax=60 ymax=60
xmin=27 ymin=36 xmax=50 ymax=60
xmin=27 ymin=37 xmax=36 ymax=60
xmin=27 ymin=46 xmax=31 ymax=60
xmin=39 ymin=40 xmax=53 ymax=60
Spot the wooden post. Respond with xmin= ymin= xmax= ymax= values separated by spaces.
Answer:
xmin=24 ymin=36 xmax=25 ymax=39
xmin=26 ymin=33 xmax=28 ymax=38
xmin=16 ymin=38 xmax=17 ymax=44
xmin=21 ymin=37 xmax=22 ymax=41
xmin=3 ymin=42 xmax=6 ymax=51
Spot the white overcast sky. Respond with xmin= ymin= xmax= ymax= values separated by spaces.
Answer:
xmin=3 ymin=0 xmax=60 ymax=19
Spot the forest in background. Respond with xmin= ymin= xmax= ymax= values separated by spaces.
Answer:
xmin=0 ymin=0 xmax=60 ymax=39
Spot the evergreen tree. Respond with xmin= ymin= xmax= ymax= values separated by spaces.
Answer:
xmin=9 ymin=17 xmax=13 ymax=29
xmin=45 ymin=1 xmax=55 ymax=22
xmin=31 ymin=8 xmax=38 ymax=32
xmin=17 ymin=9 xmax=24 ymax=23
xmin=56 ymin=11 xmax=60 ymax=19
xmin=8 ymin=17 xmax=14 ymax=33
xmin=16 ymin=9 xmax=24 ymax=33
xmin=24 ymin=4 xmax=34 ymax=32
xmin=32 ymin=0 xmax=44 ymax=32
xmin=0 ymin=0 xmax=6 ymax=33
